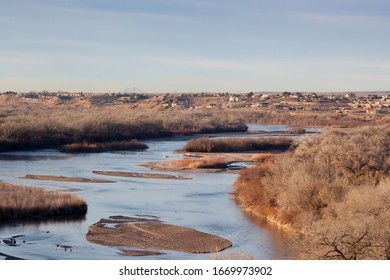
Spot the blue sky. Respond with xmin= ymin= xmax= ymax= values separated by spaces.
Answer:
xmin=1 ymin=0 xmax=389 ymax=93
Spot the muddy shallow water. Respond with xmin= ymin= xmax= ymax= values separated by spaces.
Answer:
xmin=0 ymin=124 xmax=306 ymax=260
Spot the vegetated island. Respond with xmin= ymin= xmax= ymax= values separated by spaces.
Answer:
xmin=0 ymin=182 xmax=87 ymax=220
xmin=183 ymin=136 xmax=294 ymax=153
xmin=142 ymin=137 xmax=294 ymax=173
xmin=59 ymin=140 xmax=148 ymax=153
xmin=86 ymin=215 xmax=232 ymax=255
xmin=232 ymin=123 xmax=390 ymax=260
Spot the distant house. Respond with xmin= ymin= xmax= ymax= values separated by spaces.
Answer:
xmin=229 ymin=97 xmax=240 ymax=102
xmin=345 ymin=93 xmax=356 ymax=99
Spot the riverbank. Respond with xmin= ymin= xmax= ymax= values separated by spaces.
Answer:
xmin=232 ymin=123 xmax=390 ymax=259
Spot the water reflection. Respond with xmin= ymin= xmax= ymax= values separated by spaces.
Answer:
xmin=0 ymin=153 xmax=70 ymax=161
xmin=0 ymin=214 xmax=86 ymax=231
xmin=239 ymin=211 xmax=289 ymax=259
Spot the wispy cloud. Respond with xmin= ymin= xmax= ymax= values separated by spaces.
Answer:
xmin=0 ymin=52 xmax=40 ymax=66
xmin=147 ymin=55 xmax=252 ymax=70
xmin=294 ymin=11 xmax=389 ymax=26
xmin=38 ymin=2 xmax=195 ymax=23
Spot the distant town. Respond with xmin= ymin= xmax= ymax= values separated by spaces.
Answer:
xmin=1 ymin=90 xmax=390 ymax=115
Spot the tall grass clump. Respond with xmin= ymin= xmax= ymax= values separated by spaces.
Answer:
xmin=287 ymin=127 xmax=306 ymax=134
xmin=184 ymin=137 xmax=294 ymax=153
xmin=60 ymin=140 xmax=148 ymax=153
xmin=232 ymin=124 xmax=390 ymax=259
xmin=175 ymin=158 xmax=228 ymax=169
xmin=0 ymin=183 xmax=87 ymax=220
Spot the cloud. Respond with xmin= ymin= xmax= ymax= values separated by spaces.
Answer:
xmin=38 ymin=2 xmax=195 ymax=24
xmin=147 ymin=55 xmax=253 ymax=70
xmin=294 ymin=11 xmax=389 ymax=27
xmin=0 ymin=52 xmax=40 ymax=66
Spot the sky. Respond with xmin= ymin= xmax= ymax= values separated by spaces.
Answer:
xmin=0 ymin=0 xmax=389 ymax=93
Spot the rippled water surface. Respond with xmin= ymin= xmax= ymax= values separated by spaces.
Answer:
xmin=0 ymin=125 xmax=300 ymax=260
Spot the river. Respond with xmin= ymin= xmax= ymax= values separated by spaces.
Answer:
xmin=0 ymin=124 xmax=316 ymax=260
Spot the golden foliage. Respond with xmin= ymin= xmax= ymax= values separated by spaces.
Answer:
xmin=175 ymin=158 xmax=228 ymax=169
xmin=184 ymin=137 xmax=294 ymax=153
xmin=0 ymin=182 xmax=87 ymax=220
xmin=233 ymin=124 xmax=390 ymax=259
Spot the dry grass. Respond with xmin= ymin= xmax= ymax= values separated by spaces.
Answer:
xmin=184 ymin=137 xmax=294 ymax=153
xmin=240 ymin=109 xmax=390 ymax=127
xmin=251 ymin=153 xmax=279 ymax=164
xmin=60 ymin=140 xmax=148 ymax=153
xmin=175 ymin=158 xmax=229 ymax=169
xmin=0 ymin=104 xmax=247 ymax=152
xmin=287 ymin=127 xmax=306 ymax=134
xmin=0 ymin=182 xmax=87 ymax=220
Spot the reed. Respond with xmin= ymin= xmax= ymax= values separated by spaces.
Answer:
xmin=0 ymin=183 xmax=87 ymax=220
xmin=287 ymin=127 xmax=306 ymax=134
xmin=183 ymin=137 xmax=294 ymax=153
xmin=60 ymin=140 xmax=148 ymax=153
xmin=175 ymin=158 xmax=228 ymax=169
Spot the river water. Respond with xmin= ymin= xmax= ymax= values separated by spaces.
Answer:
xmin=0 ymin=124 xmax=315 ymax=260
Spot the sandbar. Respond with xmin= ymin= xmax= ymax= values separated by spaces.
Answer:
xmin=86 ymin=216 xmax=232 ymax=254
xmin=20 ymin=174 xmax=115 ymax=183
xmin=92 ymin=171 xmax=191 ymax=180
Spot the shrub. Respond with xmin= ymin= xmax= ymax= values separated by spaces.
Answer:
xmin=233 ymin=123 xmax=390 ymax=259
xmin=251 ymin=153 xmax=279 ymax=164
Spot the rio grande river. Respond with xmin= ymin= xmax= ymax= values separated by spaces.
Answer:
xmin=0 ymin=124 xmax=317 ymax=260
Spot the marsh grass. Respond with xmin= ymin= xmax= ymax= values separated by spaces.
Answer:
xmin=287 ymin=127 xmax=306 ymax=134
xmin=0 ymin=183 xmax=87 ymax=220
xmin=60 ymin=140 xmax=148 ymax=153
xmin=251 ymin=153 xmax=279 ymax=164
xmin=175 ymin=158 xmax=229 ymax=169
xmin=183 ymin=137 xmax=294 ymax=153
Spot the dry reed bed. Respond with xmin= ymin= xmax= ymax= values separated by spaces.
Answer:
xmin=183 ymin=137 xmax=294 ymax=153
xmin=0 ymin=183 xmax=87 ymax=220
xmin=60 ymin=140 xmax=148 ymax=153
xmin=175 ymin=158 xmax=229 ymax=169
